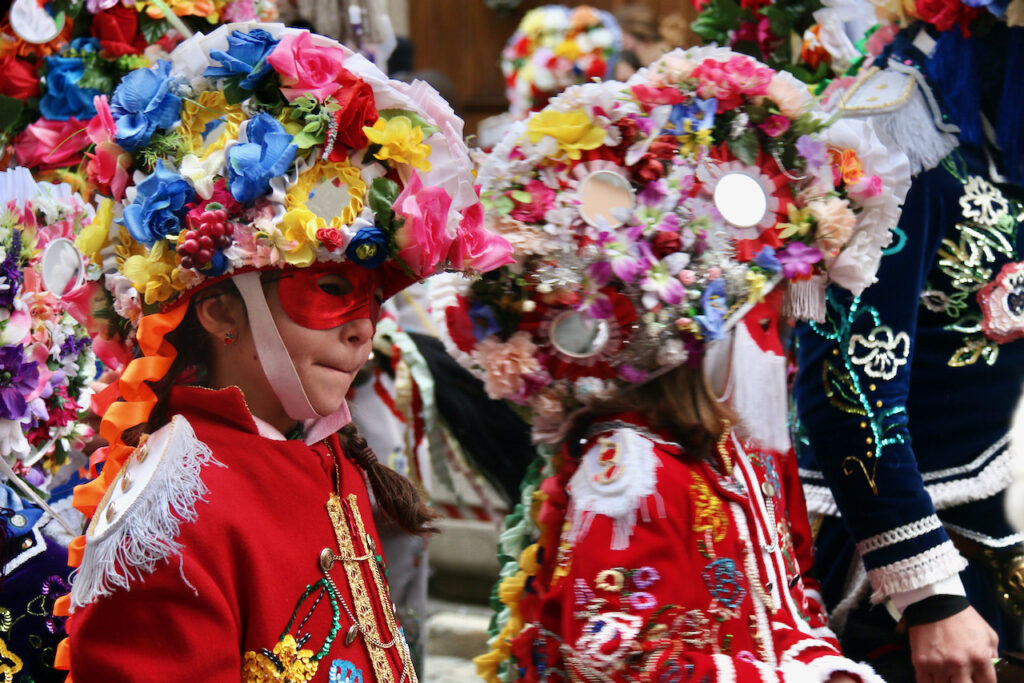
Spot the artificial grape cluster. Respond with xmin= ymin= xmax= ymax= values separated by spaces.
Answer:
xmin=176 ymin=205 xmax=232 ymax=269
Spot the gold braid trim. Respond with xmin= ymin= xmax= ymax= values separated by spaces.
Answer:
xmin=327 ymin=494 xmax=394 ymax=683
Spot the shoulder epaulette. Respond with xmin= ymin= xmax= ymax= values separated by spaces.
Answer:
xmin=70 ymin=415 xmax=223 ymax=610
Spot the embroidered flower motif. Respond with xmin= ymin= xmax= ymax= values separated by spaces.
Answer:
xmin=848 ymin=325 xmax=910 ymax=380
xmin=979 ymin=262 xmax=1024 ymax=344
xmin=575 ymin=612 xmax=643 ymax=671
xmin=959 ymin=175 xmax=1010 ymax=228
xmin=627 ymin=591 xmax=658 ymax=611
xmin=594 ymin=568 xmax=625 ymax=593
xmin=241 ymin=634 xmax=317 ymax=682
xmin=701 ymin=558 xmax=747 ymax=609
xmin=630 ymin=566 xmax=660 ymax=589
xmin=327 ymin=659 xmax=363 ymax=683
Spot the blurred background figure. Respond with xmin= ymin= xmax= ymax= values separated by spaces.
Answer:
xmin=612 ymin=3 xmax=692 ymax=79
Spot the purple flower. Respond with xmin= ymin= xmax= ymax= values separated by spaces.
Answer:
xmin=469 ymin=302 xmax=501 ymax=341
xmin=583 ymin=292 xmax=614 ymax=319
xmin=631 ymin=566 xmax=660 ymax=589
xmin=628 ymin=591 xmax=658 ymax=611
xmin=0 ymin=230 xmax=23 ymax=308
xmin=638 ymin=179 xmax=668 ymax=206
xmin=753 ymin=245 xmax=781 ymax=274
xmin=776 ymin=241 xmax=823 ymax=279
xmin=0 ymin=344 xmax=40 ymax=421
xmin=796 ymin=135 xmax=827 ymax=171
xmin=696 ymin=279 xmax=727 ymax=341
xmin=617 ymin=364 xmax=649 ymax=383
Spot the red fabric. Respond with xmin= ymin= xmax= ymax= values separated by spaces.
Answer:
xmin=511 ymin=415 xmax=847 ymax=681
xmin=66 ymin=386 xmax=408 ymax=682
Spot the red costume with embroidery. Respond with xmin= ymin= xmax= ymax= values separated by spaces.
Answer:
xmin=508 ymin=413 xmax=882 ymax=682
xmin=65 ymin=386 xmax=413 ymax=683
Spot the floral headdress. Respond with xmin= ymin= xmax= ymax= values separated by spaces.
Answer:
xmin=436 ymin=46 xmax=910 ymax=442
xmin=0 ymin=0 xmax=277 ymax=188
xmin=0 ymin=168 xmax=96 ymax=487
xmin=501 ymin=4 xmax=622 ymax=117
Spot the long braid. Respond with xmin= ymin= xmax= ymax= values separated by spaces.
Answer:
xmin=337 ymin=423 xmax=437 ymax=535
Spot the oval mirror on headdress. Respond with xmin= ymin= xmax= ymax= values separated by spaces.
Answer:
xmin=713 ymin=171 xmax=769 ymax=228
xmin=41 ymin=238 xmax=85 ymax=297
xmin=550 ymin=309 xmax=609 ymax=358
xmin=306 ymin=178 xmax=354 ymax=223
xmin=578 ymin=170 xmax=634 ymax=229
xmin=10 ymin=0 xmax=63 ymax=44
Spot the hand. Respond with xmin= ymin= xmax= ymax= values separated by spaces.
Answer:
xmin=908 ymin=606 xmax=998 ymax=683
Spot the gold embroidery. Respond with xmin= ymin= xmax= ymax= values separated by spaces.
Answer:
xmin=241 ymin=634 xmax=317 ymax=683
xmin=0 ymin=636 xmax=23 ymax=683
xmin=327 ymin=494 xmax=395 ymax=683
xmin=344 ymin=493 xmax=416 ymax=682
xmin=690 ymin=472 xmax=728 ymax=543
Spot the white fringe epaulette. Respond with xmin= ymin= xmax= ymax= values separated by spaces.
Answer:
xmin=568 ymin=428 xmax=666 ymax=551
xmin=1006 ymin=391 xmax=1024 ymax=532
xmin=838 ymin=60 xmax=959 ymax=176
xmin=70 ymin=415 xmax=223 ymax=610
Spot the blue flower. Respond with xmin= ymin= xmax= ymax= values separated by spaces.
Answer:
xmin=109 ymin=60 xmax=181 ymax=151
xmin=468 ymin=301 xmax=500 ymax=341
xmin=753 ymin=245 xmax=781 ymax=274
xmin=695 ymin=278 xmax=727 ymax=341
xmin=39 ymin=55 xmax=100 ymax=121
xmin=662 ymin=98 xmax=716 ymax=136
xmin=344 ymin=225 xmax=389 ymax=268
xmin=204 ymin=29 xmax=280 ymax=91
xmin=0 ymin=344 xmax=39 ymax=421
xmin=227 ymin=113 xmax=297 ymax=203
xmin=122 ymin=161 xmax=196 ymax=246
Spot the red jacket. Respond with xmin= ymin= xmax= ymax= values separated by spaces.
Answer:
xmin=505 ymin=414 xmax=882 ymax=682
xmin=66 ymin=385 xmax=414 ymax=683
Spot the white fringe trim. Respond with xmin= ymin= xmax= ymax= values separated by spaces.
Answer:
xmin=70 ymin=416 xmax=222 ymax=610
xmin=780 ymin=655 xmax=885 ymax=683
xmin=856 ymin=514 xmax=942 ymax=556
xmin=867 ymin=540 xmax=968 ymax=604
xmin=712 ymin=654 xmax=737 ymax=683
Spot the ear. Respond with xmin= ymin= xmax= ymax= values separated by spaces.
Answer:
xmin=195 ymin=292 xmax=247 ymax=341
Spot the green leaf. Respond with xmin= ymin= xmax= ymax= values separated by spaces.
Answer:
xmin=0 ymin=95 xmax=25 ymax=132
xmin=369 ymin=177 xmax=400 ymax=231
xmin=727 ymin=130 xmax=759 ymax=165
xmin=292 ymin=131 xmax=322 ymax=149
xmin=377 ymin=108 xmax=440 ymax=138
xmin=509 ymin=190 xmax=532 ymax=203
xmin=493 ymin=195 xmax=515 ymax=216
xmin=138 ymin=15 xmax=172 ymax=45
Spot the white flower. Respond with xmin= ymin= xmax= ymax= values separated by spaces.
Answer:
xmin=0 ymin=418 xmax=30 ymax=460
xmin=179 ymin=150 xmax=226 ymax=200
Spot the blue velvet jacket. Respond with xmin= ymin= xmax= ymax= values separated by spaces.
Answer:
xmin=794 ymin=130 xmax=1024 ymax=602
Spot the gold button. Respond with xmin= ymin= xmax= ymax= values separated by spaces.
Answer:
xmin=105 ymin=503 xmax=117 ymax=523
xmin=364 ymin=533 xmax=375 ymax=553
xmin=859 ymin=422 xmax=867 ymax=429
xmin=319 ymin=548 xmax=335 ymax=572
xmin=120 ymin=470 xmax=132 ymax=492
xmin=866 ymin=437 xmax=873 ymax=445
xmin=344 ymin=624 xmax=359 ymax=646
xmin=136 ymin=443 xmax=149 ymax=464
xmin=761 ymin=482 xmax=775 ymax=498
xmin=868 ymin=384 xmax=876 ymax=392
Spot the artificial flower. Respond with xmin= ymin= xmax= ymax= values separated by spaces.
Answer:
xmin=122 ymin=240 xmax=187 ymax=304
xmin=13 ymin=119 xmax=90 ymax=170
xmin=0 ymin=55 xmax=40 ymax=99
xmin=122 ymin=161 xmax=196 ymax=246
xmin=266 ymin=31 xmax=348 ymax=102
xmin=0 ymin=232 xmax=24 ymax=309
xmin=0 ymin=344 xmax=40 ymax=421
xmin=204 ymin=28 xmax=280 ymax=93
xmin=449 ymin=190 xmax=516 ymax=273
xmin=758 ymin=114 xmax=790 ymax=137
xmin=695 ymin=278 xmax=727 ymax=341
xmin=39 ymin=51 xmax=101 ymax=122
xmin=327 ymin=72 xmax=378 ymax=160
xmin=90 ymin=4 xmax=148 ymax=57
xmin=109 ymin=60 xmax=181 ymax=151
xmin=525 ymin=109 xmax=605 ymax=161
xmin=273 ymin=208 xmax=322 ymax=266
xmin=765 ymin=74 xmax=807 ymax=119
xmin=179 ymin=150 xmax=227 ymax=200
xmin=363 ymin=116 xmax=433 ymax=171
xmin=227 ymin=113 xmax=298 ymax=203
xmin=776 ymin=241 xmax=822 ymax=279
xmin=345 ymin=224 xmax=388 ymax=268
xmin=76 ymin=199 xmax=114 ymax=264
xmin=472 ymin=331 xmax=542 ymax=400
xmin=393 ymin=174 xmax=453 ymax=276
xmin=509 ymin=180 xmax=556 ymax=223
xmin=808 ymin=197 xmax=856 ymax=255
xmin=777 ymin=205 xmax=813 ymax=239
xmin=691 ymin=55 xmax=773 ymax=112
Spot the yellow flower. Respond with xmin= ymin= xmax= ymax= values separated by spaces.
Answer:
xmin=270 ymin=208 xmax=324 ymax=266
xmin=241 ymin=635 xmax=317 ymax=683
xmin=363 ymin=116 xmax=433 ymax=171
xmin=122 ymin=241 xmax=187 ymax=305
xmin=777 ymin=204 xmax=813 ymax=239
xmin=554 ymin=39 xmax=582 ymax=60
xmin=525 ymin=109 xmax=606 ymax=161
xmin=76 ymin=199 xmax=114 ymax=264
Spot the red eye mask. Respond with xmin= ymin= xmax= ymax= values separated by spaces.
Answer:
xmin=276 ymin=265 xmax=382 ymax=330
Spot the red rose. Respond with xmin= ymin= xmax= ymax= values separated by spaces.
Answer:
xmin=14 ymin=118 xmax=89 ymax=170
xmin=328 ymin=70 xmax=379 ymax=161
xmin=649 ymin=135 xmax=677 ymax=160
xmin=651 ymin=231 xmax=682 ymax=258
xmin=631 ymin=154 xmax=666 ymax=183
xmin=91 ymin=5 xmax=147 ymax=57
xmin=316 ymin=228 xmax=345 ymax=251
xmin=0 ymin=56 xmax=40 ymax=99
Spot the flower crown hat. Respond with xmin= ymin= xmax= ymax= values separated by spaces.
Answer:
xmin=501 ymin=4 xmax=622 ymax=118
xmin=0 ymin=169 xmax=96 ymax=522
xmin=52 ymin=22 xmax=513 ymax=636
xmin=436 ymin=46 xmax=910 ymax=445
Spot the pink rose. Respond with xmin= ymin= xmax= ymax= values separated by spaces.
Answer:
xmin=14 ymin=118 xmax=90 ymax=170
xmin=267 ymin=32 xmax=348 ymax=102
xmin=848 ymin=174 xmax=883 ymax=200
xmin=509 ymin=179 xmax=556 ymax=223
xmin=471 ymin=331 xmax=542 ymax=400
xmin=394 ymin=173 xmax=454 ymax=276
xmin=758 ymin=114 xmax=790 ymax=137
xmin=449 ymin=189 xmax=515 ymax=273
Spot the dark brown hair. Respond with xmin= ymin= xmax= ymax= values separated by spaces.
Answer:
xmin=137 ymin=281 xmax=436 ymax=535
xmin=573 ymin=363 xmax=733 ymax=459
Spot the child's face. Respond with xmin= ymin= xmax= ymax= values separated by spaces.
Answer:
xmin=264 ymin=271 xmax=376 ymax=417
